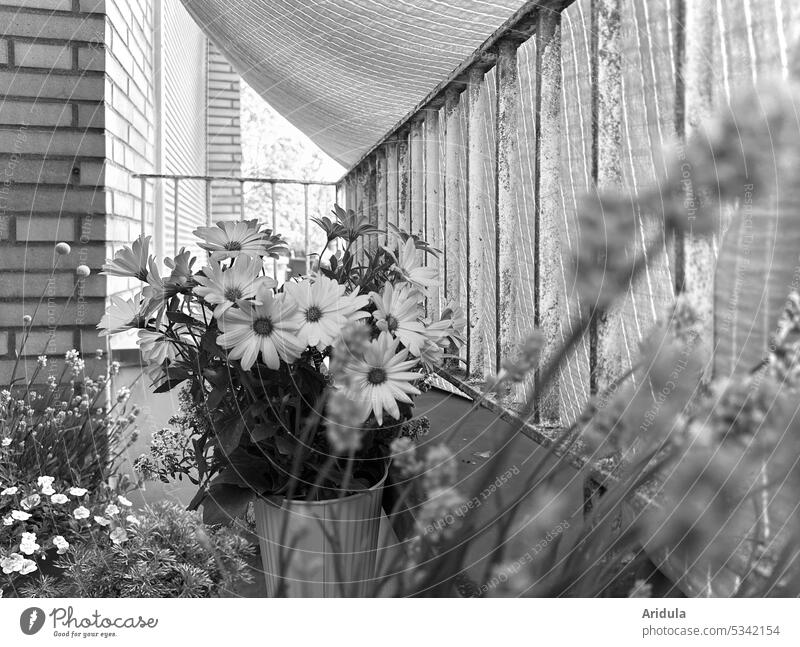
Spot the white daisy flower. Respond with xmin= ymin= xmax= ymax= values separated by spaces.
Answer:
xmin=11 ymin=510 xmax=31 ymax=521
xmin=217 ymin=286 xmax=304 ymax=370
xmin=2 ymin=516 xmax=13 ymax=526
xmin=117 ymin=495 xmax=133 ymax=507
xmin=390 ymin=237 xmax=439 ymax=290
xmin=69 ymin=487 xmax=87 ymax=497
xmin=94 ymin=516 xmax=111 ymax=527
xmin=370 ymin=283 xmax=427 ymax=355
xmin=193 ymin=256 xmax=275 ymax=318
xmin=97 ymin=294 xmax=141 ymax=337
xmin=110 ymin=527 xmax=128 ymax=545
xmin=194 ymin=219 xmax=268 ymax=261
xmin=101 ymin=234 xmax=151 ymax=281
xmin=72 ymin=506 xmax=90 ymax=520
xmin=19 ymin=532 xmax=39 ymax=555
xmin=137 ymin=329 xmax=178 ymax=368
xmin=125 ymin=515 xmax=139 ymax=525
xmin=284 ymin=275 xmax=370 ymax=351
xmin=1 ymin=438 xmax=10 ymax=447
xmin=340 ymin=332 xmax=422 ymax=425
xmin=50 ymin=493 xmax=69 ymax=505
xmin=1 ymin=486 xmax=18 ymax=496
xmin=53 ymin=535 xmax=69 ymax=554
xmin=104 ymin=503 xmax=120 ymax=516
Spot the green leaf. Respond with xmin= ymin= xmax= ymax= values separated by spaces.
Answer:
xmin=200 ymin=483 xmax=252 ymax=525
xmin=166 ymin=311 xmax=203 ymax=326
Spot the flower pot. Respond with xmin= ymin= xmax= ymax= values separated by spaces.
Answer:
xmin=253 ymin=471 xmax=387 ymax=597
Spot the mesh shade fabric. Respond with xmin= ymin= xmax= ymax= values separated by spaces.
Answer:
xmin=181 ymin=0 xmax=525 ymax=166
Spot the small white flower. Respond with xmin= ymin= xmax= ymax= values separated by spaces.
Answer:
xmin=94 ymin=516 xmax=111 ymax=527
xmin=1 ymin=486 xmax=18 ymax=496
xmin=20 ymin=494 xmax=41 ymax=511
xmin=69 ymin=487 xmax=87 ymax=497
xmin=50 ymin=493 xmax=69 ymax=505
xmin=11 ymin=510 xmax=31 ymax=521
xmin=19 ymin=532 xmax=40 ymax=555
xmin=53 ymin=535 xmax=69 ymax=554
xmin=104 ymin=503 xmax=120 ymax=516
xmin=117 ymin=495 xmax=133 ymax=507
xmin=72 ymin=506 xmax=90 ymax=520
xmin=19 ymin=558 xmax=37 ymax=575
xmin=37 ymin=476 xmax=56 ymax=496
xmin=1 ymin=553 xmax=25 ymax=574
xmin=2 ymin=516 xmax=12 ymax=526
xmin=109 ymin=527 xmax=128 ymax=545
xmin=1 ymin=438 xmax=10 ymax=447
xmin=125 ymin=515 xmax=139 ymax=525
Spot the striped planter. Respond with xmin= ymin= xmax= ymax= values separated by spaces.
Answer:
xmin=254 ymin=471 xmax=387 ymax=597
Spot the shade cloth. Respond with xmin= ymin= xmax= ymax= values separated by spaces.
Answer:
xmin=181 ymin=0 xmax=525 ymax=167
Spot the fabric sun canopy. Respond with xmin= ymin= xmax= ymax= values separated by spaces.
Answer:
xmin=180 ymin=0 xmax=526 ymax=167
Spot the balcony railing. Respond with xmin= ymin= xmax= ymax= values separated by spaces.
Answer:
xmin=132 ymin=173 xmax=339 ymax=275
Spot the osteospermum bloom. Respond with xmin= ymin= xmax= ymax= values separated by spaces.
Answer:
xmin=72 ymin=506 xmax=90 ymax=520
xmin=370 ymin=283 xmax=427 ymax=355
xmin=340 ymin=332 xmax=421 ymax=425
xmin=194 ymin=219 xmax=268 ymax=261
xmin=193 ymin=256 xmax=275 ymax=318
xmin=137 ymin=329 xmax=179 ymax=370
xmin=217 ymin=286 xmax=304 ymax=370
xmin=284 ymin=275 xmax=370 ymax=350
xmin=102 ymin=234 xmax=151 ymax=281
xmin=97 ymin=294 xmax=141 ymax=336
xmin=390 ymin=237 xmax=438 ymax=290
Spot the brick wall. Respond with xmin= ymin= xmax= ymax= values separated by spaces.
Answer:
xmin=207 ymin=41 xmax=242 ymax=219
xmin=0 ymin=0 xmax=111 ymax=381
xmin=0 ymin=1 xmax=243 ymax=382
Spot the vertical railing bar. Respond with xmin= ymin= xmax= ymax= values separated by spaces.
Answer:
xmin=172 ymin=177 xmax=179 ymax=256
xmin=139 ymin=177 xmax=147 ymax=237
xmin=271 ymin=181 xmax=277 ymax=279
xmin=386 ymin=141 xmax=399 ymax=242
xmin=304 ymin=183 xmax=310 ymax=274
xmin=205 ymin=179 xmax=213 ymax=227
xmin=410 ymin=118 xmax=424 ymax=235
xmin=496 ymin=39 xmax=520 ymax=376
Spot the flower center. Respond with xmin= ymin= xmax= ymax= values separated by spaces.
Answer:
xmin=252 ymin=317 xmax=274 ymax=336
xmin=306 ymin=305 xmax=323 ymax=323
xmin=224 ymin=241 xmax=243 ymax=251
xmin=367 ymin=367 xmax=387 ymax=385
xmin=224 ymin=286 xmax=244 ymax=302
xmin=385 ymin=314 xmax=399 ymax=332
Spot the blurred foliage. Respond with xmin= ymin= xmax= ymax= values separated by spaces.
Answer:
xmin=240 ymin=82 xmax=343 ymax=257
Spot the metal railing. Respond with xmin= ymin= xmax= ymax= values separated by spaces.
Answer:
xmin=132 ymin=173 xmax=339 ymax=275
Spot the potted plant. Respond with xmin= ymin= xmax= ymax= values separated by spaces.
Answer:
xmin=99 ymin=207 xmax=464 ymax=596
